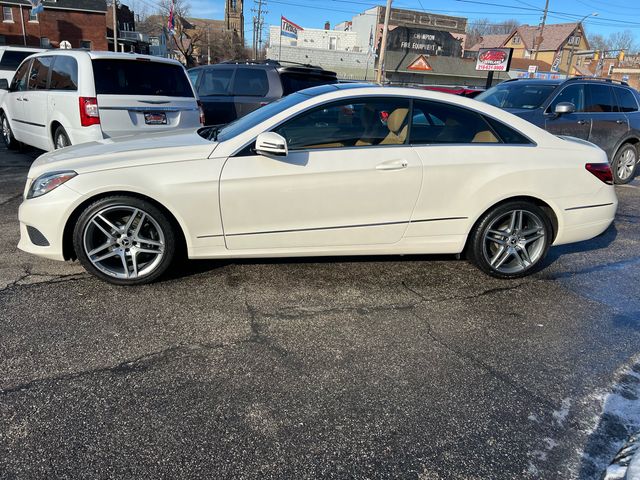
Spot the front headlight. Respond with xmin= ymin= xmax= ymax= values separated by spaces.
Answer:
xmin=27 ymin=171 xmax=77 ymax=199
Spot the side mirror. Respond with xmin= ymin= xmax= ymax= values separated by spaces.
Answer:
xmin=256 ymin=132 xmax=288 ymax=156
xmin=554 ymin=102 xmax=576 ymax=115
xmin=0 ymin=79 xmax=8 ymax=90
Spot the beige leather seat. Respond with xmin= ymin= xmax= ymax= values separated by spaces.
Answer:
xmin=471 ymin=130 xmax=499 ymax=143
xmin=379 ymin=108 xmax=409 ymax=145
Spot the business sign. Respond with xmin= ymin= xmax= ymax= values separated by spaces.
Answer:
xmin=386 ymin=27 xmax=463 ymax=57
xmin=281 ymin=16 xmax=303 ymax=40
xmin=407 ymin=55 xmax=432 ymax=71
xmin=551 ymin=50 xmax=562 ymax=73
xmin=528 ymin=65 xmax=538 ymax=74
xmin=475 ymin=48 xmax=513 ymax=72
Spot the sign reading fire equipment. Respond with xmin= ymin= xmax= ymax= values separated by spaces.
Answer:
xmin=475 ymin=48 xmax=513 ymax=72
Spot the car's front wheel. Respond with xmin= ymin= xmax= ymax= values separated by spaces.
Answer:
xmin=612 ymin=144 xmax=638 ymax=184
xmin=467 ymin=201 xmax=552 ymax=279
xmin=1 ymin=112 xmax=18 ymax=149
xmin=73 ymin=196 xmax=176 ymax=285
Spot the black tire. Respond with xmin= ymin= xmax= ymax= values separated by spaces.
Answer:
xmin=53 ymin=125 xmax=71 ymax=150
xmin=467 ymin=201 xmax=553 ymax=279
xmin=1 ymin=111 xmax=19 ymax=150
xmin=73 ymin=196 xmax=176 ymax=285
xmin=611 ymin=143 xmax=638 ymax=185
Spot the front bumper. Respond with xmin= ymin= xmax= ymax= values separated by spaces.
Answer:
xmin=17 ymin=184 xmax=83 ymax=261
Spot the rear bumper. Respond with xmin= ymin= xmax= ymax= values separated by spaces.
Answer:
xmin=553 ymin=200 xmax=618 ymax=246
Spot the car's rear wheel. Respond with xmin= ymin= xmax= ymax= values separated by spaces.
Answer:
xmin=73 ymin=196 xmax=176 ymax=285
xmin=1 ymin=112 xmax=18 ymax=150
xmin=467 ymin=201 xmax=552 ymax=279
xmin=612 ymin=144 xmax=638 ymax=184
xmin=54 ymin=125 xmax=71 ymax=149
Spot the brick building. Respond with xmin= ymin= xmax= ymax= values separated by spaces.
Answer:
xmin=0 ymin=0 xmax=107 ymax=50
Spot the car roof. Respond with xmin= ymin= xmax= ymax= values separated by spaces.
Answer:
xmin=25 ymin=49 xmax=184 ymax=66
xmin=500 ymin=79 xmax=563 ymax=86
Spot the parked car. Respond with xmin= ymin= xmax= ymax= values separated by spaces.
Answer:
xmin=419 ymin=85 xmax=485 ymax=98
xmin=476 ymin=77 xmax=640 ymax=184
xmin=0 ymin=46 xmax=45 ymax=87
xmin=0 ymin=51 xmax=203 ymax=152
xmin=18 ymin=84 xmax=616 ymax=285
xmin=188 ymin=60 xmax=337 ymax=125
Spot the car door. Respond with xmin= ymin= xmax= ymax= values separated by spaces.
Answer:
xmin=21 ymin=56 xmax=52 ymax=150
xmin=585 ymin=83 xmax=629 ymax=159
xmin=544 ymin=83 xmax=591 ymax=140
xmin=195 ymin=67 xmax=236 ymax=125
xmin=4 ymin=59 xmax=31 ymax=141
xmin=219 ymin=97 xmax=423 ymax=250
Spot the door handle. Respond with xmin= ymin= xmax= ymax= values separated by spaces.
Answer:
xmin=376 ymin=160 xmax=408 ymax=171
xmin=16 ymin=97 xmax=22 ymax=101
xmin=22 ymin=98 xmax=29 ymax=102
xmin=616 ymin=119 xmax=625 ymax=124
xmin=577 ymin=120 xmax=587 ymax=125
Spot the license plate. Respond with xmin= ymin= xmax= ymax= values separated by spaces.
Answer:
xmin=144 ymin=112 xmax=167 ymax=125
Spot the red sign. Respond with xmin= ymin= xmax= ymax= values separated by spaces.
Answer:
xmin=407 ymin=55 xmax=433 ymax=71
xmin=476 ymin=48 xmax=513 ymax=72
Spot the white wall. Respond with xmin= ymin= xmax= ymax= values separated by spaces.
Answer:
xmin=269 ymin=26 xmax=359 ymax=52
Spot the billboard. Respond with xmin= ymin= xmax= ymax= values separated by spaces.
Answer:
xmin=385 ymin=26 xmax=463 ymax=57
xmin=476 ymin=48 xmax=513 ymax=72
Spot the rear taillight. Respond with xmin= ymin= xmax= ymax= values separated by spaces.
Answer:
xmin=79 ymin=97 xmax=100 ymax=127
xmin=197 ymin=100 xmax=205 ymax=126
xmin=586 ymin=163 xmax=613 ymax=185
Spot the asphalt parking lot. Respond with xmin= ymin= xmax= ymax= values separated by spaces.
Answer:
xmin=1 ymin=144 xmax=640 ymax=479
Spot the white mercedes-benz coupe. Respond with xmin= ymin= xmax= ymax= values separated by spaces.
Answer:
xmin=18 ymin=84 xmax=617 ymax=285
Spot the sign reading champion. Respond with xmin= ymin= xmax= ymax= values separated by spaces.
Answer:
xmin=281 ymin=16 xmax=303 ymax=40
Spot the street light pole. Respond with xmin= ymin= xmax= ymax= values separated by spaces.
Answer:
xmin=112 ymin=0 xmax=118 ymax=52
xmin=376 ymin=0 xmax=392 ymax=84
xmin=568 ymin=12 xmax=598 ymax=76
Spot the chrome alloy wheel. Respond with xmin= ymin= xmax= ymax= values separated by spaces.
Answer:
xmin=617 ymin=147 xmax=637 ymax=182
xmin=482 ymin=209 xmax=546 ymax=275
xmin=55 ymin=132 xmax=70 ymax=149
xmin=1 ymin=115 xmax=11 ymax=145
xmin=82 ymin=206 xmax=165 ymax=279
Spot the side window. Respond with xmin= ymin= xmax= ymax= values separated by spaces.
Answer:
xmin=197 ymin=68 xmax=233 ymax=96
xmin=49 ymin=56 xmax=78 ymax=90
xmin=585 ymin=84 xmax=616 ymax=113
xmin=28 ymin=56 xmax=52 ymax=90
xmin=614 ymin=87 xmax=638 ymax=113
xmin=187 ymin=69 xmax=199 ymax=87
xmin=484 ymin=116 xmax=532 ymax=145
xmin=9 ymin=59 xmax=30 ymax=92
xmin=274 ymin=97 xmax=411 ymax=150
xmin=548 ymin=84 xmax=585 ymax=112
xmin=410 ymin=100 xmax=500 ymax=144
xmin=232 ymin=68 xmax=269 ymax=96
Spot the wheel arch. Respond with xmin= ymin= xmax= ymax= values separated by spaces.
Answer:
xmin=463 ymin=195 xmax=559 ymax=254
xmin=612 ymin=135 xmax=640 ymax=160
xmin=62 ymin=190 xmax=188 ymax=261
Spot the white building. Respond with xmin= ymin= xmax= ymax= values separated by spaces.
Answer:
xmin=268 ymin=25 xmax=360 ymax=52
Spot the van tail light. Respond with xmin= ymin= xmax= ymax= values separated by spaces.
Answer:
xmin=586 ymin=163 xmax=613 ymax=185
xmin=197 ymin=100 xmax=205 ymax=126
xmin=79 ymin=97 xmax=100 ymax=127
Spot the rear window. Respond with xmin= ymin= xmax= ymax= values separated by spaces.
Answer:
xmin=0 ymin=50 xmax=34 ymax=71
xmin=280 ymin=73 xmax=336 ymax=95
xmin=92 ymin=59 xmax=193 ymax=97
xmin=477 ymin=83 xmax=557 ymax=110
xmin=197 ymin=68 xmax=233 ymax=96
xmin=614 ymin=87 xmax=638 ymax=113
xmin=232 ymin=68 xmax=269 ymax=96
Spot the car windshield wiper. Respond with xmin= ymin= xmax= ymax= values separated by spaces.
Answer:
xmin=207 ymin=126 xmax=220 ymax=141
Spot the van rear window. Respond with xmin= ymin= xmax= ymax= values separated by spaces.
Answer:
xmin=0 ymin=51 xmax=34 ymax=70
xmin=92 ymin=59 xmax=194 ymax=97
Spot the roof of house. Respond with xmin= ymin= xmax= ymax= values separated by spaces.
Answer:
xmin=467 ymin=34 xmax=509 ymax=52
xmin=508 ymin=23 xmax=587 ymax=51
xmin=3 ymin=0 xmax=107 ymax=12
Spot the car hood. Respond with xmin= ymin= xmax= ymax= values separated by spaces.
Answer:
xmin=29 ymin=129 xmax=218 ymax=179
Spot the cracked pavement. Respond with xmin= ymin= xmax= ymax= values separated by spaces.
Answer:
xmin=1 ymin=145 xmax=639 ymax=479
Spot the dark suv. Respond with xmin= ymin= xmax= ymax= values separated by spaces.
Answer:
xmin=477 ymin=77 xmax=640 ymax=183
xmin=188 ymin=61 xmax=338 ymax=126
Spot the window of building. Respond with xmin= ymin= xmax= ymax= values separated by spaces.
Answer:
xmin=28 ymin=56 xmax=53 ymax=90
xmin=40 ymin=37 xmax=50 ymax=48
xmin=80 ymin=40 xmax=92 ymax=49
xmin=512 ymin=35 xmax=520 ymax=45
xmin=614 ymin=87 xmax=639 ymax=113
xmin=3 ymin=6 xmax=13 ymax=22
xmin=49 ymin=56 xmax=78 ymax=90
xmin=568 ymin=35 xmax=581 ymax=46
xmin=585 ymin=84 xmax=617 ymax=113
xmin=329 ymin=37 xmax=337 ymax=50
xmin=28 ymin=9 xmax=38 ymax=22
xmin=410 ymin=100 xmax=500 ymax=144
xmin=0 ymin=35 xmax=6 ymax=45
xmin=232 ymin=68 xmax=269 ymax=96
xmin=273 ymin=97 xmax=411 ymax=150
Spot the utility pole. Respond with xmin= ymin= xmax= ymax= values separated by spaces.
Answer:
xmin=533 ymin=0 xmax=549 ymax=61
xmin=568 ymin=12 xmax=598 ymax=76
xmin=112 ymin=0 xmax=118 ymax=52
xmin=376 ymin=0 xmax=392 ymax=84
xmin=207 ymin=26 xmax=211 ymax=64
xmin=252 ymin=0 xmax=267 ymax=60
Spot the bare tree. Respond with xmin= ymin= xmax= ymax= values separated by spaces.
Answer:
xmin=157 ymin=0 xmax=204 ymax=67
xmin=589 ymin=33 xmax=609 ymax=52
xmin=466 ymin=18 xmax=519 ymax=47
xmin=608 ymin=30 xmax=637 ymax=53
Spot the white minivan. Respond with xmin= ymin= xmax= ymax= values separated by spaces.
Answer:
xmin=0 ymin=51 xmax=204 ymax=151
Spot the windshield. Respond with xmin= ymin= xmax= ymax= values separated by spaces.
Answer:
xmin=204 ymin=93 xmax=309 ymax=142
xmin=476 ymin=83 xmax=557 ymax=110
